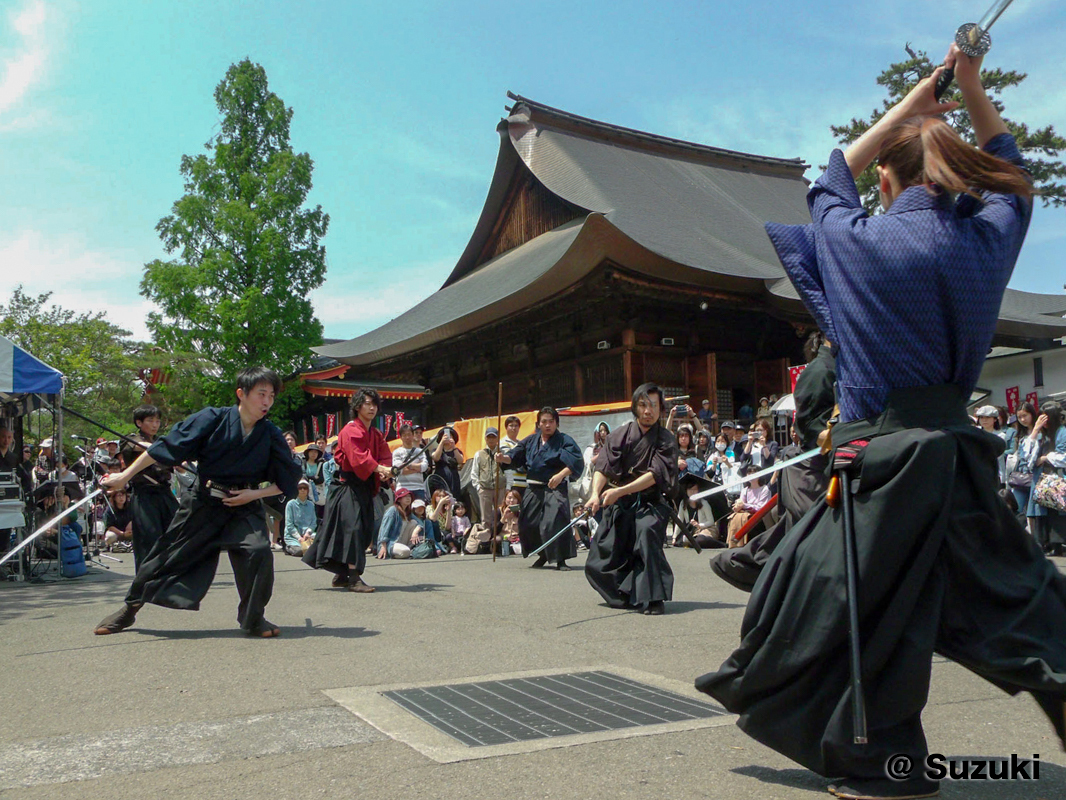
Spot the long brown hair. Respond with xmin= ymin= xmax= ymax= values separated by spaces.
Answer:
xmin=878 ymin=117 xmax=1032 ymax=203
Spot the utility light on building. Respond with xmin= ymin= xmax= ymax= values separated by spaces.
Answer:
xmin=660 ymin=337 xmax=675 ymax=346
xmin=597 ymin=341 xmax=610 ymax=350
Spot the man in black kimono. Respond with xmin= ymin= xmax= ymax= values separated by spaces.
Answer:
xmin=496 ymin=407 xmax=583 ymax=570
xmin=710 ymin=333 xmax=835 ymax=592
xmin=120 ymin=404 xmax=179 ymax=570
xmin=94 ymin=367 xmax=301 ymax=638
xmin=584 ymin=383 xmax=678 ymax=615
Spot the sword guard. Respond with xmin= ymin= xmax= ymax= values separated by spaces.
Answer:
xmin=955 ymin=22 xmax=991 ymax=57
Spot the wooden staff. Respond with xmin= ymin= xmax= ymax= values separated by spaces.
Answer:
xmin=492 ymin=381 xmax=503 ymax=562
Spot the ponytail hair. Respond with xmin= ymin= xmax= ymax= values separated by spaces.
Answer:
xmin=877 ymin=117 xmax=1033 ymax=203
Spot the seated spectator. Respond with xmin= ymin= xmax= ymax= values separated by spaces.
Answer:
xmin=283 ymin=479 xmax=318 ymax=556
xmin=727 ymin=477 xmax=772 ymax=547
xmin=392 ymin=424 xmax=429 ymax=502
xmin=428 ymin=489 xmax=457 ymax=553
xmin=52 ymin=457 xmax=85 ymax=501
xmin=103 ymin=487 xmax=134 ymax=551
xmin=376 ymin=488 xmax=419 ymax=559
xmin=572 ymin=502 xmax=594 ymax=551
xmin=672 ymin=476 xmax=727 ymax=549
xmin=500 ymin=489 xmax=522 ymax=555
xmin=449 ymin=501 xmax=472 ymax=554
xmin=411 ymin=498 xmax=447 ymax=557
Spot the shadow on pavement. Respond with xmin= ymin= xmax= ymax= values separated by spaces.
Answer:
xmin=312 ymin=582 xmax=452 ymax=594
xmin=731 ymin=765 xmax=826 ymax=793
xmin=133 ymin=624 xmax=380 ymax=640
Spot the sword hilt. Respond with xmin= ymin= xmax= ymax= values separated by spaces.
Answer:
xmin=935 ymin=22 xmax=993 ymax=100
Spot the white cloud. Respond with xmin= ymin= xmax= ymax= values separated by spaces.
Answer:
xmin=0 ymin=0 xmax=51 ymax=123
xmin=0 ymin=229 xmax=156 ymax=340
xmin=311 ymin=256 xmax=453 ymax=340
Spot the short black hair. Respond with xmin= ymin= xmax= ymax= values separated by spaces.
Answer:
xmin=537 ymin=406 xmax=559 ymax=425
xmin=133 ymin=404 xmax=161 ymax=426
xmin=505 ymin=415 xmax=521 ymax=427
xmin=236 ymin=366 xmax=282 ymax=396
xmin=350 ymin=388 xmax=382 ymax=417
xmin=283 ymin=430 xmax=297 ymax=440
xmin=631 ymin=383 xmax=665 ymax=418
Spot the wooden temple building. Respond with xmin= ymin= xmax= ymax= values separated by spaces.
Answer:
xmin=296 ymin=94 xmax=1066 ymax=435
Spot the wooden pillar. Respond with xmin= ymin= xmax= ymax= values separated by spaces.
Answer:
xmin=574 ymin=362 xmax=585 ymax=406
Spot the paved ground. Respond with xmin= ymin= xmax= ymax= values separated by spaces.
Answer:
xmin=2 ymin=546 xmax=1064 ymax=799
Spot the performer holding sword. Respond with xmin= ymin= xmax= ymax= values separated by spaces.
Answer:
xmin=584 ymin=383 xmax=679 ymax=615
xmin=697 ymin=30 xmax=1066 ymax=800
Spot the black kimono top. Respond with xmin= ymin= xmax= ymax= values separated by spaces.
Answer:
xmin=147 ymin=406 xmax=301 ymax=499
xmin=594 ymin=420 xmax=678 ymax=495
xmin=793 ymin=345 xmax=837 ymax=451
xmin=121 ymin=432 xmax=173 ymax=489
xmin=506 ymin=430 xmax=583 ymax=484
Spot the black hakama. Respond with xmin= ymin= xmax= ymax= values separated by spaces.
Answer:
xmin=585 ymin=495 xmax=672 ymax=609
xmin=130 ymin=488 xmax=179 ymax=571
xmin=696 ymin=391 xmax=1066 ymax=779
xmin=302 ymin=474 xmax=375 ymax=577
xmin=518 ymin=483 xmax=575 ymax=563
xmin=126 ymin=491 xmax=275 ymax=633
xmin=505 ymin=429 xmax=583 ymax=565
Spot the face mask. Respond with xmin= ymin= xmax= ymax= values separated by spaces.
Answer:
xmin=716 ymin=443 xmax=728 ymax=452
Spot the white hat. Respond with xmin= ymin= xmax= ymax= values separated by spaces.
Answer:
xmin=40 ymin=438 xmax=53 ymax=448
xmin=411 ymin=499 xmax=426 ymax=510
xmin=975 ymin=405 xmax=999 ymax=418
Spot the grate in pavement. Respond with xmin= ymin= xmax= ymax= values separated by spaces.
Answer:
xmin=381 ymin=670 xmax=727 ymax=747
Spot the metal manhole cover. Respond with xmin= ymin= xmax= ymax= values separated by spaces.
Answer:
xmin=381 ymin=670 xmax=727 ymax=747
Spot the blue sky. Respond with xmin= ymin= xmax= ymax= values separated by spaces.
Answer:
xmin=2 ymin=0 xmax=1064 ymax=343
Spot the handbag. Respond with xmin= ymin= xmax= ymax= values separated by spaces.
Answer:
xmin=410 ymin=540 xmax=437 ymax=559
xmin=1008 ymin=470 xmax=1032 ymax=489
xmin=1033 ymin=471 xmax=1066 ymax=513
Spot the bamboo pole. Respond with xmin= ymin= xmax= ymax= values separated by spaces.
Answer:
xmin=492 ymin=381 xmax=503 ymax=562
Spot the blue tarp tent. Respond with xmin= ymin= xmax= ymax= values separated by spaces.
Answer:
xmin=0 ymin=334 xmax=64 ymax=397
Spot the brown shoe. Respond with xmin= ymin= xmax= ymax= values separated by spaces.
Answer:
xmin=348 ymin=577 xmax=375 ymax=593
xmin=94 ymin=604 xmax=139 ymax=635
xmin=331 ymin=572 xmax=350 ymax=588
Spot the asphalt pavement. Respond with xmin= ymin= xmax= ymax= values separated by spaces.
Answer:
xmin=1 ymin=544 xmax=1064 ymax=799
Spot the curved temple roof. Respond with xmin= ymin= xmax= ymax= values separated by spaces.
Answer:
xmin=315 ymin=95 xmax=1066 ymax=366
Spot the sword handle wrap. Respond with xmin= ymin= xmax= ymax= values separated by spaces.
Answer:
xmin=934 ymin=67 xmax=955 ymax=101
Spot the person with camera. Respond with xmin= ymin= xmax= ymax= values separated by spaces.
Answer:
xmin=430 ymin=426 xmax=464 ymax=501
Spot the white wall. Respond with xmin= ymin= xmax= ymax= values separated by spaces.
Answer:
xmin=977 ymin=346 xmax=1066 ymax=408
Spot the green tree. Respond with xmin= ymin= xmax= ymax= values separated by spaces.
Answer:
xmin=0 ymin=286 xmax=142 ymax=452
xmin=830 ymin=45 xmax=1066 ymax=213
xmin=141 ymin=58 xmax=329 ymax=418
